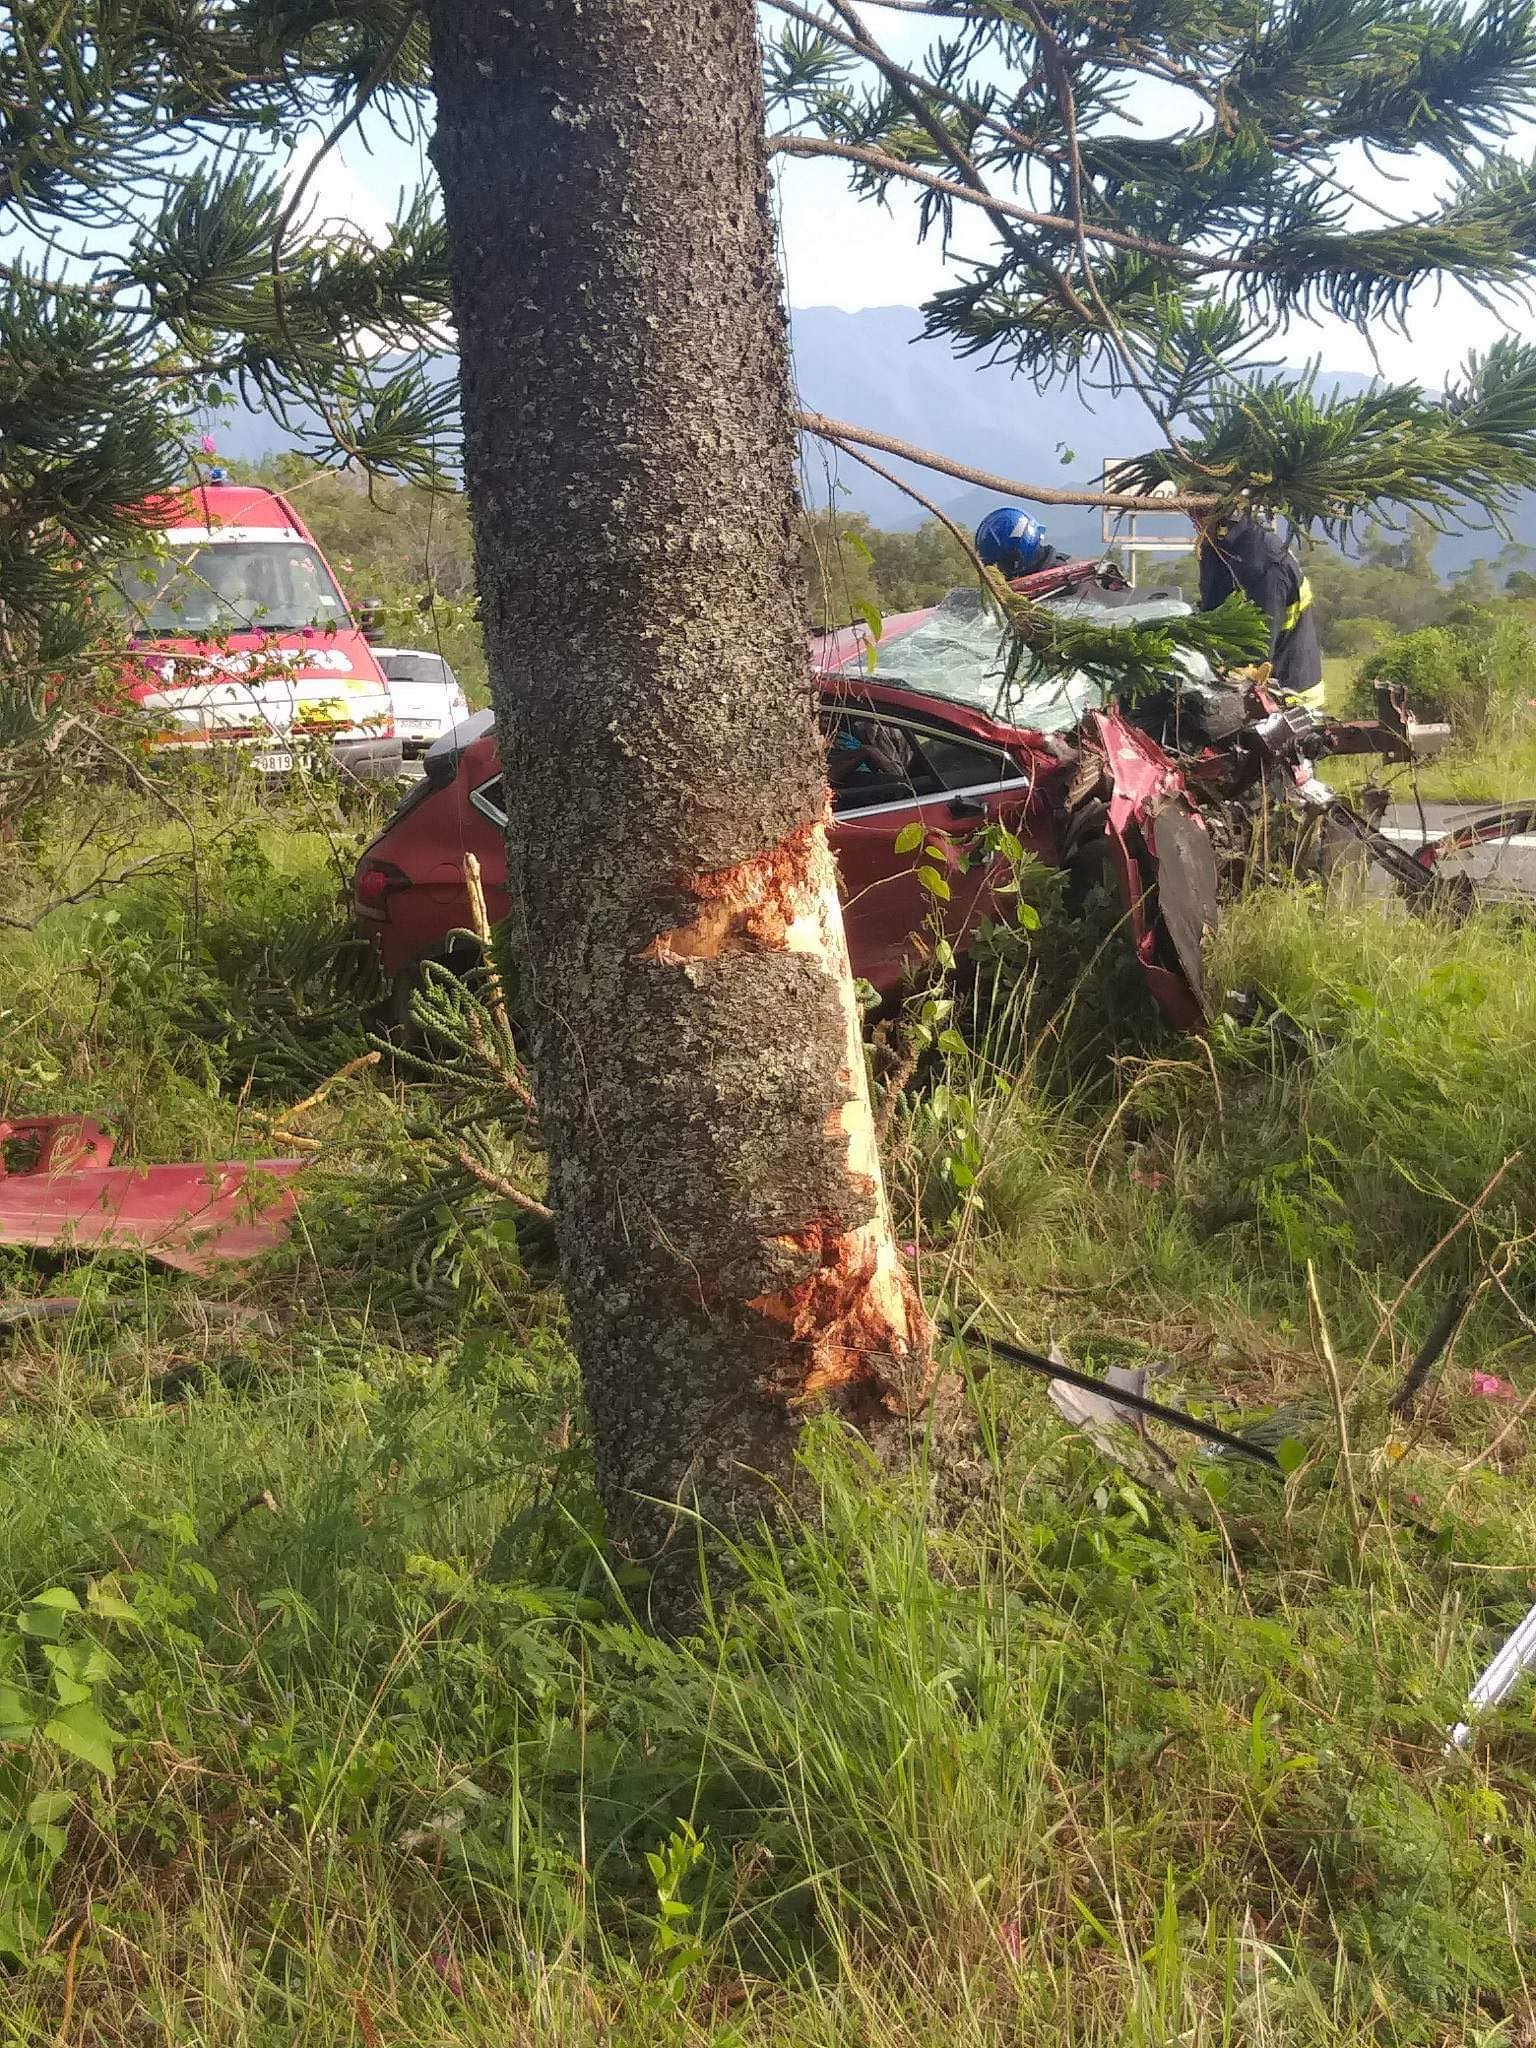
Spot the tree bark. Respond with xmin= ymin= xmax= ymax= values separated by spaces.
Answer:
xmin=425 ymin=0 xmax=937 ymax=1609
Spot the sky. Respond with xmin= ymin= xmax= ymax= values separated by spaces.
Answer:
xmin=292 ymin=45 xmax=1522 ymax=396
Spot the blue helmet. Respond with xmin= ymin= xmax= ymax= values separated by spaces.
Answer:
xmin=975 ymin=505 xmax=1047 ymax=578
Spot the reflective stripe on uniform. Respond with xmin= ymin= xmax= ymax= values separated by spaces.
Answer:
xmin=1281 ymin=575 xmax=1313 ymax=636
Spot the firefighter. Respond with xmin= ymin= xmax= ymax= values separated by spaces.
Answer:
xmin=1196 ymin=509 xmax=1324 ymax=711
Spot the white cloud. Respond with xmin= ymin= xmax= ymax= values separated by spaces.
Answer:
xmin=284 ymin=140 xmax=394 ymax=246
xmin=771 ymin=156 xmax=992 ymax=311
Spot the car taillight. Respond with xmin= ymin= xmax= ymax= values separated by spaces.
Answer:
xmin=354 ymin=858 xmax=411 ymax=919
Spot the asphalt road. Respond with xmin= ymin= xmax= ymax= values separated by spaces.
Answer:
xmin=1376 ymin=800 xmax=1536 ymax=900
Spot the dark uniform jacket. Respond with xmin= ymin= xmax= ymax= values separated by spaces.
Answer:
xmin=1197 ymin=515 xmax=1323 ymax=703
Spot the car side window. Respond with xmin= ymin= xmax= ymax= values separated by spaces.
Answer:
xmin=822 ymin=711 xmax=941 ymax=814
xmin=916 ymin=729 xmax=1029 ymax=793
xmin=470 ymin=776 xmax=507 ymax=826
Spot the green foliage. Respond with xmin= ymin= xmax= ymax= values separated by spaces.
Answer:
xmin=2 ymin=782 xmax=1536 ymax=2036
xmin=1008 ymin=586 xmax=1271 ymax=692
xmin=0 ymin=6 xmax=455 ymax=844
xmin=799 ymin=508 xmax=980 ymax=629
xmin=1118 ymin=343 xmax=1536 ymax=534
xmin=1343 ymin=609 xmax=1536 ymax=727
xmin=0 ymin=1580 xmax=137 ymax=1957
xmin=780 ymin=0 xmax=1536 ymax=545
xmin=1306 ymin=520 xmax=1455 ymax=649
xmin=642 ymin=1820 xmax=709 ymax=1984
xmin=0 ymin=1 xmax=449 ymax=674
xmin=799 ymin=508 xmax=884 ymax=631
xmin=1326 ymin=612 xmax=1394 ymax=658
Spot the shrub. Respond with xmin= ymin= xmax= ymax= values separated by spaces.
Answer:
xmin=1343 ymin=610 xmax=1536 ymax=730
xmin=1325 ymin=613 xmax=1392 ymax=659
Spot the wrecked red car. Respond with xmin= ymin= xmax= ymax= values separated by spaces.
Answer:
xmin=353 ymin=572 xmax=1224 ymax=1028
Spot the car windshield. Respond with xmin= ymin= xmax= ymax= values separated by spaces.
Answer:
xmin=835 ymin=584 xmax=1211 ymax=734
xmin=111 ymin=542 xmax=348 ymax=636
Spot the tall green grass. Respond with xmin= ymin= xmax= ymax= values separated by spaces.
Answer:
xmin=2 ymin=783 xmax=1536 ymax=2045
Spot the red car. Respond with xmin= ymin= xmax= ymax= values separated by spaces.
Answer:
xmin=353 ymin=579 xmax=1217 ymax=1026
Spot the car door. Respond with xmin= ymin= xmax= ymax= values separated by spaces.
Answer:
xmin=824 ymin=701 xmax=1040 ymax=996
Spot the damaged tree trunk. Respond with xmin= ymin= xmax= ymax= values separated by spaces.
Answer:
xmin=426 ymin=0 xmax=939 ymax=1607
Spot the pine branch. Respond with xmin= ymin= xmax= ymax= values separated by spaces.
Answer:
xmin=1113 ymin=340 xmax=1536 ymax=533
xmin=798 ymin=410 xmax=1219 ymax=510
xmin=769 ymin=133 xmax=1259 ymax=272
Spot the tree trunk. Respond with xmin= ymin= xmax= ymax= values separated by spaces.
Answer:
xmin=425 ymin=0 xmax=936 ymax=1606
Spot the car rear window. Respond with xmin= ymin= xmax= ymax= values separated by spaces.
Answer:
xmin=380 ymin=652 xmax=453 ymax=686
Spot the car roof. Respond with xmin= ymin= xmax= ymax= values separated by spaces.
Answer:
xmin=433 ymin=678 xmax=1028 ymax=789
xmin=139 ymin=483 xmax=311 ymax=544
xmin=821 ymin=673 xmax=1029 ymax=748
xmin=424 ymin=708 xmax=496 ymax=779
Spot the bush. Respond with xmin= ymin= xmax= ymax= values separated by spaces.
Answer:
xmin=1343 ymin=610 xmax=1536 ymax=729
xmin=1324 ymin=613 xmax=1392 ymax=659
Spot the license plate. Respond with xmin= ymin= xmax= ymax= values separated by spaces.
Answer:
xmin=252 ymin=751 xmax=294 ymax=775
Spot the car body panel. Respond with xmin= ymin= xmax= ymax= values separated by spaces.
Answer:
xmin=1080 ymin=706 xmax=1215 ymax=1030
xmin=0 ymin=1116 xmax=305 ymax=1273
xmin=356 ymin=681 xmax=1066 ymax=1002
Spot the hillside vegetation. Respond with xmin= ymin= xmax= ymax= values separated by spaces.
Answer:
xmin=3 ymin=766 xmax=1536 ymax=2044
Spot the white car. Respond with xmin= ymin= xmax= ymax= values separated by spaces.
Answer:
xmin=371 ymin=647 xmax=471 ymax=759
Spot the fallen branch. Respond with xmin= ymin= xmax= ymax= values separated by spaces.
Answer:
xmin=797 ymin=411 xmax=1219 ymax=513
xmin=1387 ymin=1289 xmax=1471 ymax=1420
xmin=0 ymin=850 xmax=190 ymax=931
xmin=1363 ymin=1152 xmax=1521 ymax=1367
xmin=209 ymin=1489 xmax=281 ymax=1545
xmin=945 ymin=1315 xmax=1282 ymax=1467
xmin=451 ymin=1143 xmax=554 ymax=1222
xmin=461 ymin=852 xmax=539 ymax=1116
xmin=274 ymin=1050 xmax=382 ymax=1127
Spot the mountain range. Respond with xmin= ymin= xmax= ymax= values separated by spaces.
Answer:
xmin=216 ymin=303 xmax=1530 ymax=573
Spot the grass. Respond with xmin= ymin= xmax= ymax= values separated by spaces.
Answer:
xmin=1320 ymin=655 xmax=1352 ymax=711
xmin=1319 ymin=644 xmax=1536 ymax=803
xmin=2 ymin=770 xmax=1536 ymax=2044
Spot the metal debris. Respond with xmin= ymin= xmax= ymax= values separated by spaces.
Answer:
xmin=1448 ymin=1597 xmax=1536 ymax=1751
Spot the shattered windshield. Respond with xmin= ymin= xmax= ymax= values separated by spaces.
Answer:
xmin=111 ymin=543 xmax=348 ymax=637
xmin=836 ymin=584 xmax=1216 ymax=733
